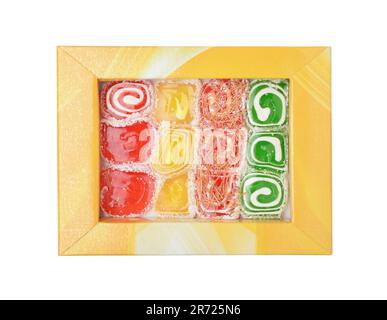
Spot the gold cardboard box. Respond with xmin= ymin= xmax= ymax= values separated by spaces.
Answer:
xmin=57 ymin=47 xmax=331 ymax=255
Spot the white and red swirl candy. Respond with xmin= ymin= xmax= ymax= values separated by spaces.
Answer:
xmin=101 ymin=81 xmax=153 ymax=120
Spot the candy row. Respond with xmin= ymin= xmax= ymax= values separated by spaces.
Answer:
xmin=240 ymin=80 xmax=289 ymax=219
xmin=195 ymin=80 xmax=246 ymax=220
xmin=100 ymin=79 xmax=287 ymax=128
xmin=99 ymin=79 xmax=289 ymax=220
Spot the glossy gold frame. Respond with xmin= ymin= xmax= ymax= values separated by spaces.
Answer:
xmin=58 ymin=47 xmax=331 ymax=255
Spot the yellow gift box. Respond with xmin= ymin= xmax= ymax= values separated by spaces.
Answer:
xmin=57 ymin=46 xmax=331 ymax=255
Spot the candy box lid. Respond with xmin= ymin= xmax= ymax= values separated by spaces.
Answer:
xmin=57 ymin=46 xmax=331 ymax=255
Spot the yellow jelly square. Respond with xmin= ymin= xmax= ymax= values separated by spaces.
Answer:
xmin=155 ymin=174 xmax=189 ymax=215
xmin=154 ymin=81 xmax=196 ymax=124
xmin=152 ymin=126 xmax=193 ymax=176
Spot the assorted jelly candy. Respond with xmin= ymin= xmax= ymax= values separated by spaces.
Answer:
xmin=101 ymin=81 xmax=153 ymax=120
xmin=247 ymin=80 xmax=288 ymax=128
xmin=247 ymin=132 xmax=287 ymax=173
xmin=151 ymin=126 xmax=193 ymax=177
xmin=100 ymin=169 xmax=156 ymax=216
xmin=199 ymin=79 xmax=247 ymax=128
xmin=153 ymin=81 xmax=196 ymax=124
xmin=155 ymin=174 xmax=189 ymax=215
xmin=100 ymin=121 xmax=155 ymax=164
xmin=99 ymin=79 xmax=289 ymax=220
xmin=240 ymin=173 xmax=286 ymax=219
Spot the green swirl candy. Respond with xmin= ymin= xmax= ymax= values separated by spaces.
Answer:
xmin=241 ymin=173 xmax=286 ymax=218
xmin=247 ymin=80 xmax=288 ymax=127
xmin=247 ymin=132 xmax=287 ymax=172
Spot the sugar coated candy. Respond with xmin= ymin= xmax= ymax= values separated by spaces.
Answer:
xmin=199 ymin=79 xmax=247 ymax=128
xmin=247 ymin=80 xmax=288 ymax=128
xmin=101 ymin=81 xmax=153 ymax=120
xmin=195 ymin=170 xmax=240 ymax=219
xmin=154 ymin=81 xmax=196 ymax=124
xmin=100 ymin=121 xmax=155 ymax=164
xmin=100 ymin=169 xmax=156 ymax=216
xmin=240 ymin=173 xmax=286 ymax=219
xmin=151 ymin=126 xmax=193 ymax=177
xmin=247 ymin=132 xmax=287 ymax=173
xmin=155 ymin=174 xmax=189 ymax=215
xmin=199 ymin=127 xmax=247 ymax=170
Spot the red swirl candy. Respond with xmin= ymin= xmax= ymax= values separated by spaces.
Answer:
xmin=100 ymin=169 xmax=155 ymax=216
xmin=101 ymin=81 xmax=153 ymax=120
xmin=100 ymin=121 xmax=154 ymax=164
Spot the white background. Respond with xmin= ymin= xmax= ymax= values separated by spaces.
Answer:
xmin=0 ymin=0 xmax=386 ymax=300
